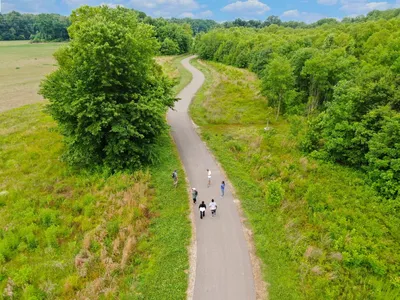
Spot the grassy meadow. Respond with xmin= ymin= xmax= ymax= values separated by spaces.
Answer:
xmin=0 ymin=45 xmax=192 ymax=299
xmin=190 ymin=59 xmax=400 ymax=299
xmin=0 ymin=41 xmax=64 ymax=113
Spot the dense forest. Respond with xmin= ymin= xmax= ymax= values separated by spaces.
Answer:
xmin=220 ymin=8 xmax=400 ymax=29
xmin=0 ymin=12 xmax=70 ymax=41
xmin=194 ymin=9 xmax=400 ymax=200
xmin=0 ymin=9 xmax=216 ymax=55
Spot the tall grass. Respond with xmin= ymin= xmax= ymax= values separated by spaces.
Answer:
xmin=0 ymin=55 xmax=193 ymax=299
xmin=190 ymin=59 xmax=400 ymax=299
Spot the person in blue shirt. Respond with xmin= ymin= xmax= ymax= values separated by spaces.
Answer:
xmin=220 ymin=181 xmax=225 ymax=197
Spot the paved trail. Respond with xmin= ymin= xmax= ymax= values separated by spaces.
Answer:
xmin=167 ymin=56 xmax=256 ymax=300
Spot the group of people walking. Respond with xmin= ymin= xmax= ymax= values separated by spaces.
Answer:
xmin=195 ymin=169 xmax=225 ymax=219
xmin=173 ymin=168 xmax=226 ymax=219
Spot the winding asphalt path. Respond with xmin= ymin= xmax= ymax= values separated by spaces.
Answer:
xmin=167 ymin=56 xmax=256 ymax=300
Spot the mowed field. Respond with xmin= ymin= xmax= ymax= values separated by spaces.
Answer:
xmin=0 ymin=41 xmax=63 ymax=112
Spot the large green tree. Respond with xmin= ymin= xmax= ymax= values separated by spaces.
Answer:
xmin=193 ymin=15 xmax=400 ymax=199
xmin=262 ymin=55 xmax=295 ymax=119
xmin=40 ymin=6 xmax=175 ymax=171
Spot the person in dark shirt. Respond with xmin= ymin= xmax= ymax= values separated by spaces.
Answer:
xmin=199 ymin=201 xmax=206 ymax=219
xmin=172 ymin=170 xmax=178 ymax=187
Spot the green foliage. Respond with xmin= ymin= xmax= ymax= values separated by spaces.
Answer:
xmin=31 ymin=13 xmax=70 ymax=42
xmin=219 ymin=9 xmax=400 ymax=29
xmin=305 ymin=183 xmax=327 ymax=212
xmin=0 ymin=99 xmax=190 ymax=298
xmin=266 ymin=180 xmax=284 ymax=206
xmin=156 ymin=22 xmax=192 ymax=54
xmin=156 ymin=55 xmax=193 ymax=95
xmin=0 ymin=11 xmax=69 ymax=41
xmin=366 ymin=111 xmax=400 ymax=198
xmin=194 ymin=15 xmax=400 ymax=198
xmin=0 ymin=8 xmax=216 ymax=43
xmin=168 ymin=17 xmax=217 ymax=34
xmin=40 ymin=6 xmax=175 ymax=171
xmin=190 ymin=59 xmax=400 ymax=299
xmin=160 ymin=37 xmax=180 ymax=55
xmin=262 ymin=55 xmax=296 ymax=119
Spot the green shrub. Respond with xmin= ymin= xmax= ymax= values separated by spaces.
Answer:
xmin=22 ymin=284 xmax=46 ymax=300
xmin=40 ymin=208 xmax=59 ymax=228
xmin=13 ymin=266 xmax=33 ymax=286
xmin=366 ymin=112 xmax=400 ymax=198
xmin=288 ymin=115 xmax=304 ymax=137
xmin=227 ymin=140 xmax=245 ymax=152
xmin=160 ymin=38 xmax=180 ymax=55
xmin=266 ymin=180 xmax=284 ymax=206
xmin=39 ymin=6 xmax=176 ymax=171
xmin=45 ymin=225 xmax=60 ymax=248
xmin=305 ymin=184 xmax=327 ymax=213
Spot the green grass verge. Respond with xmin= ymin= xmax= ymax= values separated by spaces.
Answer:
xmin=189 ymin=59 xmax=400 ymax=300
xmin=130 ymin=133 xmax=190 ymax=299
xmin=156 ymin=55 xmax=193 ymax=95
xmin=0 ymin=55 xmax=192 ymax=299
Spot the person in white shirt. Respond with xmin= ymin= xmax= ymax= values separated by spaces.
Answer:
xmin=209 ymin=199 xmax=217 ymax=216
xmin=207 ymin=169 xmax=212 ymax=187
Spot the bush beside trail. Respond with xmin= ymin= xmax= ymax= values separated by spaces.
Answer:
xmin=40 ymin=6 xmax=176 ymax=171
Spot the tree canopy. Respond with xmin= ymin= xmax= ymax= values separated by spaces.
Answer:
xmin=194 ymin=13 xmax=400 ymax=198
xmin=40 ymin=5 xmax=176 ymax=171
xmin=0 ymin=11 xmax=70 ymax=41
xmin=0 ymin=9 xmax=216 ymax=47
xmin=219 ymin=8 xmax=400 ymax=29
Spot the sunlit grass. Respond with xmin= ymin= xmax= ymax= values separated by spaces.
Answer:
xmin=0 ymin=41 xmax=63 ymax=112
xmin=156 ymin=54 xmax=192 ymax=95
xmin=0 ymin=55 xmax=193 ymax=299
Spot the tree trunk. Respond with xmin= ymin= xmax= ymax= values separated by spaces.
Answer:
xmin=276 ymin=93 xmax=282 ymax=120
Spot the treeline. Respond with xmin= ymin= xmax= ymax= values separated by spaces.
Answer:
xmin=166 ymin=18 xmax=217 ymax=35
xmin=194 ymin=12 xmax=400 ymax=199
xmin=0 ymin=9 xmax=216 ymax=54
xmin=220 ymin=8 xmax=400 ymax=29
xmin=135 ymin=11 xmax=217 ymax=54
xmin=0 ymin=11 xmax=70 ymax=41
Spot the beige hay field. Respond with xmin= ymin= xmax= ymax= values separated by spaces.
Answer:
xmin=0 ymin=41 xmax=63 ymax=112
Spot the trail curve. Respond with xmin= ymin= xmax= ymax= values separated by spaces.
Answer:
xmin=167 ymin=56 xmax=256 ymax=300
